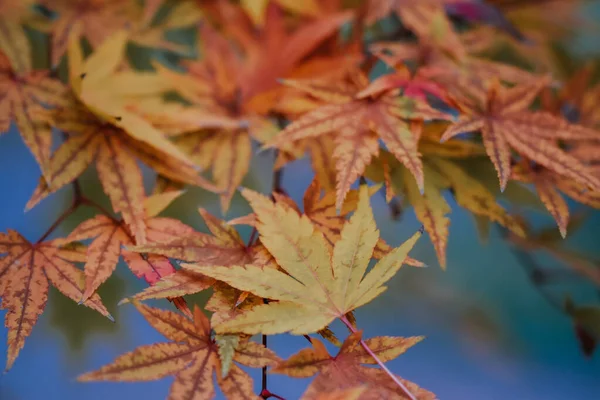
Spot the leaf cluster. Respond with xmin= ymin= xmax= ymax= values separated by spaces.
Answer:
xmin=2 ymin=0 xmax=600 ymax=398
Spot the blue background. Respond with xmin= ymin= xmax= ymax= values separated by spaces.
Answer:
xmin=2 ymin=4 xmax=600 ymax=399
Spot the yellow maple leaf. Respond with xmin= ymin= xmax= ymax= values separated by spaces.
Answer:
xmin=183 ymin=184 xmax=423 ymax=335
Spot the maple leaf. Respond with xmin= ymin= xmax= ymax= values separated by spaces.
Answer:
xmin=121 ymin=207 xmax=260 ymax=305
xmin=59 ymin=191 xmax=198 ymax=303
xmin=365 ymin=122 xmax=525 ymax=268
xmin=182 ymin=185 xmax=423 ymax=335
xmin=272 ymin=331 xmax=435 ymax=400
xmin=228 ymin=177 xmax=425 ymax=267
xmin=440 ymin=78 xmax=600 ymax=193
xmin=78 ymin=302 xmax=280 ymax=399
xmin=0 ymin=51 xmax=67 ymax=179
xmin=156 ymin=7 xmax=354 ymax=211
xmin=232 ymin=3 xmax=355 ymax=113
xmin=264 ymin=69 xmax=452 ymax=210
xmin=0 ymin=230 xmax=112 ymax=371
xmin=39 ymin=0 xmax=139 ymax=67
xmin=25 ymin=29 xmax=219 ymax=242
xmin=366 ymin=0 xmax=467 ymax=60
xmin=369 ymin=40 xmax=538 ymax=104
xmin=126 ymin=0 xmax=204 ymax=55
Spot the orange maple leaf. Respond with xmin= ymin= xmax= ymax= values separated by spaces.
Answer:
xmin=121 ymin=206 xmax=261 ymax=306
xmin=156 ymin=7 xmax=354 ymax=211
xmin=440 ymin=78 xmax=600 ymax=192
xmin=58 ymin=191 xmax=198 ymax=303
xmin=79 ymin=302 xmax=280 ymax=399
xmin=0 ymin=230 xmax=112 ymax=371
xmin=272 ymin=331 xmax=435 ymax=400
xmin=263 ymin=69 xmax=452 ymax=209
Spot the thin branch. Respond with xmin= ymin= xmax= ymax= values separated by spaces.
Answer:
xmin=36 ymin=202 xmax=79 ymax=243
xmin=261 ymin=332 xmax=268 ymax=394
xmin=340 ymin=316 xmax=417 ymax=400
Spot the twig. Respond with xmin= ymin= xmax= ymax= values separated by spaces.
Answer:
xmin=261 ymin=332 xmax=268 ymax=394
xmin=340 ymin=316 xmax=417 ymax=400
xmin=36 ymin=202 xmax=79 ymax=243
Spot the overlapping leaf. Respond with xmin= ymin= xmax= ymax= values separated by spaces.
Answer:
xmin=183 ymin=185 xmax=422 ymax=335
xmin=365 ymin=122 xmax=525 ymax=267
xmin=369 ymin=40 xmax=538 ymax=104
xmin=26 ymin=29 xmax=218 ymax=243
xmin=123 ymin=206 xmax=258 ymax=304
xmin=366 ymin=0 xmax=466 ymax=60
xmin=38 ymin=0 xmax=199 ymax=66
xmin=156 ymin=6 xmax=354 ymax=211
xmin=79 ymin=302 xmax=280 ymax=399
xmin=273 ymin=331 xmax=434 ymax=399
xmin=441 ymin=78 xmax=600 ymax=193
xmin=58 ymin=191 xmax=197 ymax=304
xmin=228 ymin=177 xmax=425 ymax=266
xmin=0 ymin=230 xmax=112 ymax=371
xmin=264 ymin=69 xmax=453 ymax=209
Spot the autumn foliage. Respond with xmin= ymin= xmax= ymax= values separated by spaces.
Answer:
xmin=1 ymin=0 xmax=600 ymax=398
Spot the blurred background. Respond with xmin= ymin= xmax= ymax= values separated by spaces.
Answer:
xmin=2 ymin=1 xmax=600 ymax=399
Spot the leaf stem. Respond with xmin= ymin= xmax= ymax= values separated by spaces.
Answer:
xmin=340 ymin=316 xmax=417 ymax=400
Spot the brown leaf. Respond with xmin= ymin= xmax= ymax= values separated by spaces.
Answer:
xmin=273 ymin=332 xmax=434 ymax=399
xmin=78 ymin=303 xmax=277 ymax=399
xmin=0 ymin=230 xmax=111 ymax=371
